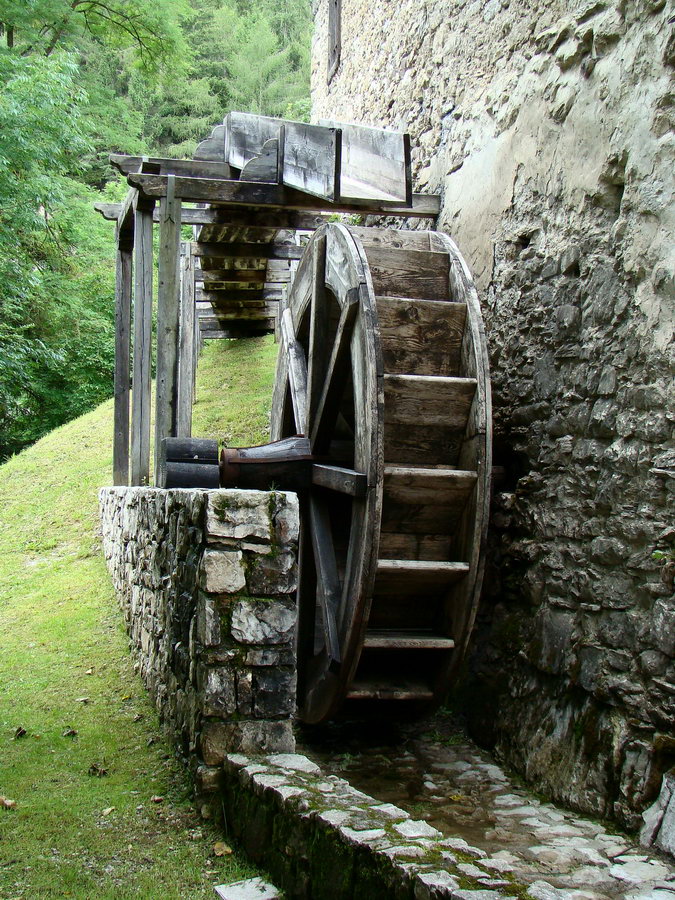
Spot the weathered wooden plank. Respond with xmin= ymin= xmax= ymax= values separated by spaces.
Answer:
xmin=130 ymin=205 xmax=154 ymax=486
xmin=428 ymin=231 xmax=493 ymax=670
xmin=96 ymin=202 xmax=293 ymax=227
xmin=117 ymin=188 xmax=137 ymax=238
xmin=312 ymin=464 xmax=367 ymax=497
xmin=381 ymin=495 xmax=470 ymax=537
xmin=376 ymin=297 xmax=466 ymax=376
xmin=383 ymin=466 xmax=476 ymax=507
xmin=199 ymin=316 xmax=275 ymax=332
xmin=201 ymin=297 xmax=277 ymax=313
xmin=201 ymin=325 xmax=273 ymax=339
xmin=346 ymin=678 xmax=433 ymax=701
xmin=366 ymin=246 xmax=450 ymax=299
xmin=194 ymin=123 xmax=227 ymax=161
xmin=177 ymin=243 xmax=195 ymax=439
xmin=377 ymin=532 xmax=452 ymax=561
xmin=113 ymin=245 xmax=132 ymax=485
xmin=363 ymin=630 xmax=455 ymax=650
xmin=196 ymin=268 xmax=267 ymax=284
xmin=383 ymin=423 xmax=463 ymax=467
xmin=154 ymin=176 xmax=182 ymax=485
xmin=280 ymin=308 xmax=308 ymax=434
xmin=348 ymin=226 xmax=430 ymax=250
xmin=306 ymin=234 xmax=328 ymax=429
xmin=191 ymin=241 xmax=304 ymax=260
xmin=127 ymin=174 xmax=440 ymax=217
xmin=239 ymin=138 xmax=280 ymax=183
xmin=196 ymin=287 xmax=282 ymax=304
xmin=375 ymin=559 xmax=469 ymax=592
xmin=384 ymin=374 xmax=476 ymax=427
xmin=195 ymin=211 xmax=326 ymax=238
xmin=308 ymin=496 xmax=342 ymax=665
xmin=110 ymin=154 xmax=233 ymax=179
xmin=319 ymin=119 xmax=411 ymax=203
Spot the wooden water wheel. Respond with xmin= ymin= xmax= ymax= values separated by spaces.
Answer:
xmin=269 ymin=222 xmax=492 ymax=724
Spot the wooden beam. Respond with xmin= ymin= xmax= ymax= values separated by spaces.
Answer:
xmin=177 ymin=242 xmax=195 ymax=439
xmin=312 ymin=464 xmax=367 ymax=497
xmin=127 ymin=173 xmax=440 ymax=218
xmin=191 ymin=241 xmax=304 ymax=260
xmin=130 ymin=204 xmax=154 ymax=486
xmin=117 ymin=188 xmax=137 ymax=239
xmin=94 ymin=203 xmax=316 ymax=231
xmin=110 ymin=154 xmax=232 ymax=179
xmin=154 ymin=175 xmax=182 ymax=485
xmin=113 ymin=242 xmax=132 ymax=485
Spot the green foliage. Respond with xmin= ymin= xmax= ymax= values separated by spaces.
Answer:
xmin=0 ymin=0 xmax=311 ymax=458
xmin=224 ymin=10 xmax=307 ymax=117
xmin=1 ymin=0 xmax=188 ymax=70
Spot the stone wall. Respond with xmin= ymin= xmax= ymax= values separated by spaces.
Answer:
xmin=99 ymin=487 xmax=299 ymax=798
xmin=311 ymin=0 xmax=675 ymax=829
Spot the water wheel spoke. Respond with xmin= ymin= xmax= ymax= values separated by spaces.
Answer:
xmin=280 ymin=307 xmax=308 ymax=434
xmin=308 ymin=494 xmax=342 ymax=667
xmin=306 ymin=234 xmax=328 ymax=426
xmin=310 ymin=292 xmax=359 ymax=455
xmin=311 ymin=463 xmax=367 ymax=497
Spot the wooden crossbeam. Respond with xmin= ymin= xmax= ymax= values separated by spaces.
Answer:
xmin=190 ymin=241 xmax=304 ymax=260
xmin=110 ymin=154 xmax=232 ymax=179
xmin=126 ymin=173 xmax=440 ymax=218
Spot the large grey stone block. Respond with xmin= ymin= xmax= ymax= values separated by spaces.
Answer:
xmin=231 ymin=599 xmax=296 ymax=645
xmin=200 ymin=548 xmax=246 ymax=594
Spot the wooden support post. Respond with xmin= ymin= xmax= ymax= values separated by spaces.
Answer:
xmin=177 ymin=242 xmax=195 ymax=438
xmin=130 ymin=201 xmax=154 ymax=486
xmin=154 ymin=175 xmax=182 ymax=485
xmin=113 ymin=234 xmax=133 ymax=485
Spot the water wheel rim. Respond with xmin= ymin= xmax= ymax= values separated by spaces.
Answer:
xmin=271 ymin=222 xmax=384 ymax=723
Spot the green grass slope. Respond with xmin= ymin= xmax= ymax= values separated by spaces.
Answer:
xmin=0 ymin=337 xmax=277 ymax=899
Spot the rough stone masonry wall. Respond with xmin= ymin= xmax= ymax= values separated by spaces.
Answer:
xmin=312 ymin=0 xmax=675 ymax=830
xmin=99 ymin=487 xmax=299 ymax=798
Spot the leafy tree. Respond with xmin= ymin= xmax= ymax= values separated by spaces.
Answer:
xmin=0 ymin=0 xmax=186 ymax=68
xmin=0 ymin=0 xmax=313 ymax=457
xmin=223 ymin=10 xmax=307 ymax=117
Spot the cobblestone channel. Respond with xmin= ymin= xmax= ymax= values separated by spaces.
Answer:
xmin=300 ymin=716 xmax=675 ymax=900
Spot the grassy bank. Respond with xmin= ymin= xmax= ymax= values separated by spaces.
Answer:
xmin=0 ymin=337 xmax=278 ymax=899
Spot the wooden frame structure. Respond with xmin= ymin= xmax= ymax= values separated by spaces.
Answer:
xmin=96 ymin=113 xmax=440 ymax=487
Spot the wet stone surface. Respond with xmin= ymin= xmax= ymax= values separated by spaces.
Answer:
xmin=299 ymin=716 xmax=675 ymax=900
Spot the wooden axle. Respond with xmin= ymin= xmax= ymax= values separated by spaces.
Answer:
xmin=161 ymin=436 xmax=368 ymax=498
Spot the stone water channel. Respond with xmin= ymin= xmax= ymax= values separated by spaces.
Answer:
xmin=298 ymin=714 xmax=675 ymax=900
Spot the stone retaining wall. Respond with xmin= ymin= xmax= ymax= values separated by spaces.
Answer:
xmin=311 ymin=0 xmax=675 ymax=830
xmin=99 ymin=487 xmax=299 ymax=797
